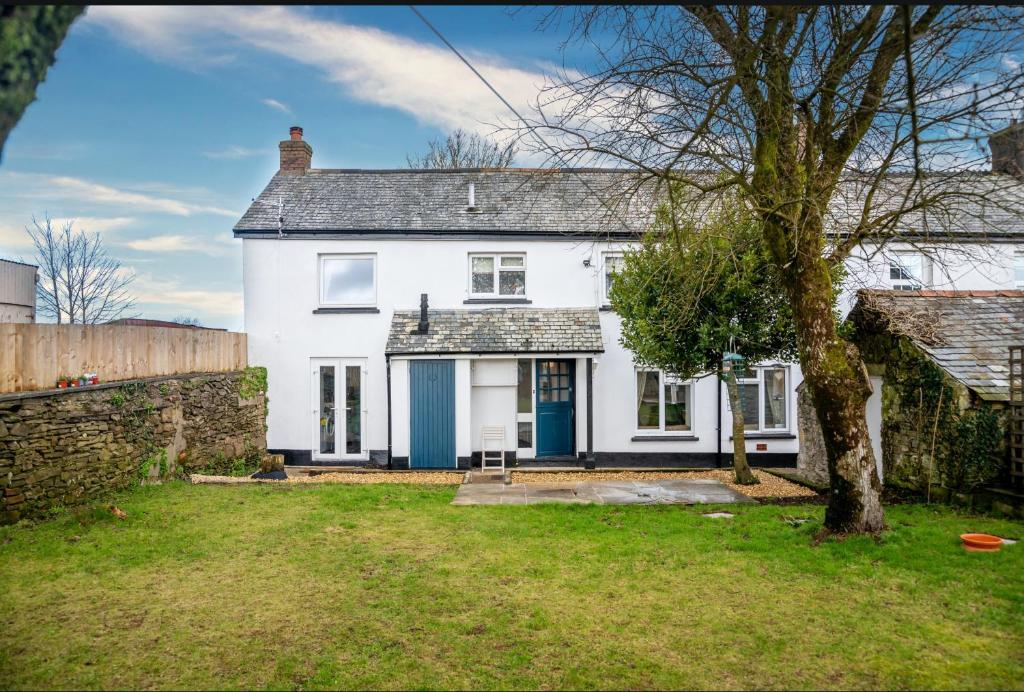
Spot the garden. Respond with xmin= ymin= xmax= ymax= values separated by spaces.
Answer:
xmin=1 ymin=481 xmax=1021 ymax=690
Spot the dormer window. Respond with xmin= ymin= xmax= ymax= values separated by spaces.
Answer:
xmin=469 ymin=253 xmax=526 ymax=297
xmin=888 ymin=253 xmax=923 ymax=290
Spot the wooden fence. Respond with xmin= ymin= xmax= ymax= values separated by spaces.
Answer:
xmin=0 ymin=324 xmax=248 ymax=394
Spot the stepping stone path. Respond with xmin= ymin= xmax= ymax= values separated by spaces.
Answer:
xmin=702 ymin=512 xmax=735 ymax=519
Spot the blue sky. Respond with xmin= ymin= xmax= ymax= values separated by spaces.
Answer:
xmin=0 ymin=6 xmax=585 ymax=330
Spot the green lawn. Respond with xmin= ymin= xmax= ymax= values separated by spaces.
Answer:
xmin=1 ymin=482 xmax=1022 ymax=691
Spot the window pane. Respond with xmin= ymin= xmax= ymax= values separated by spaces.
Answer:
xmin=1015 ymin=252 xmax=1024 ymax=288
xmin=500 ymin=255 xmax=524 ymax=267
xmin=605 ymin=255 xmax=623 ymax=296
xmin=637 ymin=371 xmax=660 ymax=429
xmin=664 ymin=382 xmax=690 ymax=431
xmin=322 ymin=257 xmax=374 ymax=305
xmin=740 ymin=383 xmax=759 ymax=431
xmin=889 ymin=255 xmax=921 ymax=281
xmin=517 ymin=360 xmax=532 ymax=413
xmin=345 ymin=366 xmax=361 ymax=454
xmin=498 ymin=270 xmax=526 ymax=295
xmin=517 ymin=422 xmax=533 ymax=448
xmin=319 ymin=366 xmax=335 ymax=454
xmin=471 ymin=256 xmax=495 ymax=293
xmin=763 ymin=368 xmax=787 ymax=429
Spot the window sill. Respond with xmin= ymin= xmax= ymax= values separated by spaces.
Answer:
xmin=729 ymin=432 xmax=795 ymax=440
xmin=463 ymin=298 xmax=532 ymax=304
xmin=312 ymin=307 xmax=380 ymax=314
xmin=631 ymin=434 xmax=699 ymax=442
xmin=599 ymin=304 xmax=615 ymax=312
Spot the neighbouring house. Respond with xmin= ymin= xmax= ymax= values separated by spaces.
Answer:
xmin=844 ymin=289 xmax=1024 ymax=495
xmin=233 ymin=125 xmax=1024 ymax=469
xmin=0 ymin=258 xmax=37 ymax=323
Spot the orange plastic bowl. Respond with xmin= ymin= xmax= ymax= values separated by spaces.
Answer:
xmin=961 ymin=533 xmax=1003 ymax=552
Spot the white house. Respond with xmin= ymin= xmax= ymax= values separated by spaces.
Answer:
xmin=234 ymin=125 xmax=1024 ymax=470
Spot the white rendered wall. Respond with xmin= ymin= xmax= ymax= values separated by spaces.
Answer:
xmin=470 ymin=359 xmax=517 ymax=453
xmin=243 ymin=235 xmax=1021 ymax=460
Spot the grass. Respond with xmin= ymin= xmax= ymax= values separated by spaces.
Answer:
xmin=1 ymin=482 xmax=1022 ymax=691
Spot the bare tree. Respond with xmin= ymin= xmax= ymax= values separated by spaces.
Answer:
xmin=27 ymin=216 xmax=135 ymax=324
xmin=171 ymin=315 xmax=202 ymax=327
xmin=524 ymin=6 xmax=1024 ymax=532
xmin=407 ymin=128 xmax=517 ymax=169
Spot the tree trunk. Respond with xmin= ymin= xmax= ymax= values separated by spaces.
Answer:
xmin=783 ymin=234 xmax=884 ymax=533
xmin=724 ymin=370 xmax=759 ymax=485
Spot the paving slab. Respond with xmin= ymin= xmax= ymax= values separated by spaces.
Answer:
xmin=452 ymin=478 xmax=753 ymax=506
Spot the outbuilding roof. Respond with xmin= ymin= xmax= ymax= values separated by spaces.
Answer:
xmin=851 ymin=289 xmax=1024 ymax=401
xmin=385 ymin=307 xmax=604 ymax=355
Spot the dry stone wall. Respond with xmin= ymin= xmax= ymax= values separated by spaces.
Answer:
xmin=0 ymin=370 xmax=266 ymax=523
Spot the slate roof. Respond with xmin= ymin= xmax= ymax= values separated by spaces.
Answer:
xmin=385 ymin=307 xmax=604 ymax=355
xmin=233 ymin=167 xmax=1024 ymax=240
xmin=234 ymin=169 xmax=652 ymax=239
xmin=852 ymin=290 xmax=1024 ymax=401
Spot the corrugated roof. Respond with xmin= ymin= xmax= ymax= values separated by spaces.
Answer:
xmin=385 ymin=307 xmax=604 ymax=355
xmin=853 ymin=290 xmax=1024 ymax=401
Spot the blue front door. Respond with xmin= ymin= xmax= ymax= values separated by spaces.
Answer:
xmin=410 ymin=360 xmax=456 ymax=468
xmin=536 ymin=359 xmax=574 ymax=457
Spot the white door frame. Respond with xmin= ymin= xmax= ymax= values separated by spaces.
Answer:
xmin=310 ymin=358 xmax=368 ymax=462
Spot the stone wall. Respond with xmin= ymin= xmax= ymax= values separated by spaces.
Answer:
xmin=0 ymin=370 xmax=266 ymax=523
xmin=795 ymin=382 xmax=829 ymax=484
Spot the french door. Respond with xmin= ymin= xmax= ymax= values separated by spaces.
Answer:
xmin=311 ymin=358 xmax=367 ymax=462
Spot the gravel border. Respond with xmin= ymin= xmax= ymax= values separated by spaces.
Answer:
xmin=189 ymin=472 xmax=463 ymax=486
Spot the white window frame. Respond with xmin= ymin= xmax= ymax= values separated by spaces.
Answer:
xmin=634 ymin=368 xmax=695 ymax=435
xmin=602 ymin=252 xmax=624 ymax=304
xmin=1014 ymin=250 xmax=1024 ymax=289
xmin=318 ymin=253 xmax=377 ymax=308
xmin=468 ymin=253 xmax=527 ymax=298
xmin=733 ymin=366 xmax=791 ymax=433
xmin=887 ymin=252 xmax=924 ymax=291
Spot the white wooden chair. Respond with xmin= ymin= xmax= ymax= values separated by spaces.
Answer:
xmin=481 ymin=425 xmax=505 ymax=472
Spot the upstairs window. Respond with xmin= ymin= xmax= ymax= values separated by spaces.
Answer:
xmin=603 ymin=253 xmax=624 ymax=303
xmin=1015 ymin=250 xmax=1024 ymax=289
xmin=469 ymin=253 xmax=526 ymax=297
xmin=319 ymin=254 xmax=376 ymax=307
xmin=888 ymin=253 xmax=923 ymax=290
xmin=635 ymin=369 xmax=692 ymax=433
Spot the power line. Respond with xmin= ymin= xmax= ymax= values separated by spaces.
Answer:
xmin=408 ymin=5 xmax=640 ymax=237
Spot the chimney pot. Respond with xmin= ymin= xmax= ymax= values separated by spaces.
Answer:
xmin=990 ymin=120 xmax=1024 ymax=179
xmin=418 ymin=294 xmax=429 ymax=333
xmin=279 ymin=125 xmax=312 ymax=175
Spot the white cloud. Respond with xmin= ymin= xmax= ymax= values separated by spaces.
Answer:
xmin=261 ymin=98 xmax=292 ymax=114
xmin=83 ymin=6 xmax=558 ymax=137
xmin=0 ymin=216 xmax=136 ymax=254
xmin=203 ymin=145 xmax=266 ymax=160
xmin=1 ymin=171 xmax=238 ymax=218
xmin=131 ymin=273 xmax=242 ymax=316
xmin=123 ymin=233 xmax=236 ymax=256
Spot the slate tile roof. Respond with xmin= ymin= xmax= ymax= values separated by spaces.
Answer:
xmin=853 ymin=289 xmax=1024 ymax=401
xmin=234 ymin=169 xmax=652 ymax=238
xmin=385 ymin=308 xmax=604 ymax=355
xmin=233 ymin=167 xmax=1024 ymax=240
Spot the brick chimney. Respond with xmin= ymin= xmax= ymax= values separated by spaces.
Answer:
xmin=279 ymin=126 xmax=312 ymax=174
xmin=990 ymin=120 xmax=1024 ymax=178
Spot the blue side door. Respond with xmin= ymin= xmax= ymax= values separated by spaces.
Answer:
xmin=410 ymin=360 xmax=456 ymax=468
xmin=536 ymin=359 xmax=574 ymax=457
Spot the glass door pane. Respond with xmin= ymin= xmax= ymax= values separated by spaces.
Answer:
xmin=319 ymin=365 xmax=336 ymax=454
xmin=345 ymin=365 xmax=361 ymax=454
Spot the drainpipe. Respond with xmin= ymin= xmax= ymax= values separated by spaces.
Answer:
xmin=386 ymin=353 xmax=393 ymax=469
xmin=716 ymin=360 xmax=723 ymax=468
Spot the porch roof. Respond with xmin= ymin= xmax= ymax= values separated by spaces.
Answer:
xmin=385 ymin=307 xmax=604 ymax=356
